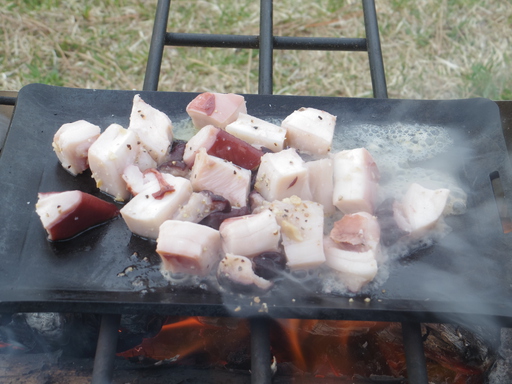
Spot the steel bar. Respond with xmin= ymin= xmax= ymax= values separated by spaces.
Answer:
xmin=275 ymin=36 xmax=366 ymax=51
xmin=0 ymin=96 xmax=16 ymax=106
xmin=91 ymin=314 xmax=122 ymax=384
xmin=143 ymin=0 xmax=172 ymax=91
xmin=401 ymin=322 xmax=429 ymax=384
xmin=258 ymin=0 xmax=273 ymax=95
xmin=165 ymin=33 xmax=367 ymax=51
xmin=250 ymin=317 xmax=273 ymax=384
xmin=362 ymin=0 xmax=388 ymax=98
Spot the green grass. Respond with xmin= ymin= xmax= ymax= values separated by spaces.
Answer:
xmin=1 ymin=0 xmax=511 ymax=100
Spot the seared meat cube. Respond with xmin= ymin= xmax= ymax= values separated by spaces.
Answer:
xmin=282 ymin=107 xmax=336 ymax=156
xmin=52 ymin=120 xmax=100 ymax=176
xmin=219 ymin=209 xmax=281 ymax=258
xmin=88 ymin=124 xmax=142 ymax=202
xmin=190 ymin=148 xmax=251 ymax=208
xmin=332 ymin=147 xmax=380 ymax=214
xmin=35 ymin=190 xmax=119 ymax=241
xmin=128 ymin=94 xmax=174 ymax=166
xmin=157 ymin=220 xmax=222 ymax=277
xmin=254 ymin=148 xmax=312 ymax=202
xmin=226 ymin=113 xmax=286 ymax=152
xmin=186 ymin=92 xmax=246 ymax=129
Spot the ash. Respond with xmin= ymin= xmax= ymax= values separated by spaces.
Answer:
xmin=488 ymin=328 xmax=512 ymax=383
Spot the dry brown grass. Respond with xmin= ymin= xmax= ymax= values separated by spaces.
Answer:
xmin=0 ymin=0 xmax=511 ymax=100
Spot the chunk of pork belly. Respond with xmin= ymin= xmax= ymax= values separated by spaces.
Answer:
xmin=190 ymin=148 xmax=251 ymax=207
xmin=332 ymin=148 xmax=380 ymax=214
xmin=88 ymin=124 xmax=141 ymax=201
xmin=393 ymin=183 xmax=450 ymax=238
xmin=281 ymin=107 xmax=336 ymax=156
xmin=52 ymin=120 xmax=101 ymax=176
xmin=217 ymin=254 xmax=273 ymax=293
xmin=182 ymin=125 xmax=218 ymax=166
xmin=330 ymin=212 xmax=380 ymax=253
xmin=265 ymin=196 xmax=325 ymax=270
xmin=183 ymin=124 xmax=263 ymax=170
xmin=254 ymin=148 xmax=312 ymax=202
xmin=225 ymin=113 xmax=286 ymax=152
xmin=157 ymin=220 xmax=221 ymax=277
xmin=35 ymin=191 xmax=119 ymax=241
xmin=324 ymin=237 xmax=379 ymax=292
xmin=186 ymin=92 xmax=247 ymax=129
xmin=128 ymin=94 xmax=173 ymax=166
xmin=219 ymin=209 xmax=281 ymax=258
xmin=306 ymin=158 xmax=335 ymax=215
xmin=120 ymin=172 xmax=192 ymax=239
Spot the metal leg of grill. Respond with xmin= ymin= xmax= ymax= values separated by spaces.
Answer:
xmin=143 ymin=0 xmax=172 ymax=92
xmin=251 ymin=317 xmax=272 ymax=384
xmin=258 ymin=0 xmax=273 ymax=95
xmin=362 ymin=0 xmax=388 ymax=99
xmin=401 ymin=321 xmax=429 ymax=384
xmin=91 ymin=314 xmax=122 ymax=384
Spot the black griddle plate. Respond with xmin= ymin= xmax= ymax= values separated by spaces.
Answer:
xmin=1 ymin=84 xmax=511 ymax=325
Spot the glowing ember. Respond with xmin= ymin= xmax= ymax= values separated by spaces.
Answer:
xmin=117 ymin=317 xmax=492 ymax=382
xmin=117 ymin=316 xmax=251 ymax=365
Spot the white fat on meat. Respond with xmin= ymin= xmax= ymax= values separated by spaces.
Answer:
xmin=190 ymin=148 xmax=251 ymax=207
xmin=393 ymin=183 xmax=450 ymax=237
xmin=186 ymin=92 xmax=247 ymax=129
xmin=219 ymin=209 xmax=281 ymax=258
xmin=281 ymin=107 xmax=336 ymax=156
xmin=305 ymin=158 xmax=335 ymax=215
xmin=88 ymin=124 xmax=141 ymax=202
xmin=332 ymin=147 xmax=380 ymax=214
xmin=324 ymin=237 xmax=379 ymax=293
xmin=217 ymin=254 xmax=274 ymax=292
xmin=263 ymin=196 xmax=325 ymax=271
xmin=120 ymin=172 xmax=193 ymax=239
xmin=128 ymin=94 xmax=173 ymax=166
xmin=135 ymin=148 xmax=157 ymax=171
xmin=157 ymin=220 xmax=222 ymax=277
xmin=52 ymin=120 xmax=101 ymax=176
xmin=225 ymin=113 xmax=286 ymax=152
xmin=324 ymin=212 xmax=381 ymax=292
xmin=254 ymin=148 xmax=312 ymax=202
xmin=173 ymin=192 xmax=216 ymax=223
xmin=182 ymin=125 xmax=218 ymax=167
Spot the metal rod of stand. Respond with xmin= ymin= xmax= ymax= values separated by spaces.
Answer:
xmin=401 ymin=321 xmax=429 ymax=384
xmin=258 ymin=0 xmax=273 ymax=95
xmin=91 ymin=314 xmax=122 ymax=384
xmin=164 ymin=33 xmax=366 ymax=51
xmin=0 ymin=96 xmax=16 ymax=106
xmin=251 ymin=317 xmax=272 ymax=384
xmin=362 ymin=0 xmax=388 ymax=99
xmin=143 ymin=0 xmax=172 ymax=91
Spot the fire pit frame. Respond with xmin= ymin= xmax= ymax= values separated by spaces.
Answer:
xmin=96 ymin=0 xmax=422 ymax=383
xmin=3 ymin=1 xmax=508 ymax=383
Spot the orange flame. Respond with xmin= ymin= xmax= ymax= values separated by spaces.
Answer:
xmin=118 ymin=316 xmax=250 ymax=364
xmin=118 ymin=317 xmax=489 ymax=382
